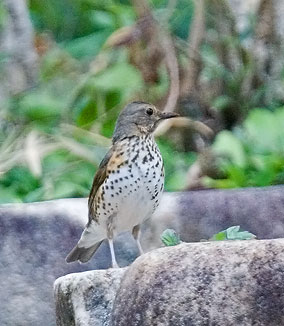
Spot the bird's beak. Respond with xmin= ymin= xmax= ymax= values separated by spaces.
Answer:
xmin=159 ymin=112 xmax=179 ymax=120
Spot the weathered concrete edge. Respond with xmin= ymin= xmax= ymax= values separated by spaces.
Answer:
xmin=54 ymin=268 xmax=127 ymax=326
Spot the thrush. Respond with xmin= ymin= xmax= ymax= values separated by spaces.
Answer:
xmin=66 ymin=101 xmax=178 ymax=267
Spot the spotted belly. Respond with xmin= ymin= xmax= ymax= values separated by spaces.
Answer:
xmin=99 ymin=160 xmax=164 ymax=234
xmin=96 ymin=136 xmax=164 ymax=234
xmin=80 ymin=135 xmax=164 ymax=248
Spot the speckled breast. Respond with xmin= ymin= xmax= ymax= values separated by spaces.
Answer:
xmin=100 ymin=135 xmax=164 ymax=233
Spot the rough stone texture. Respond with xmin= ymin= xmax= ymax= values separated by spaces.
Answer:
xmin=54 ymin=269 xmax=126 ymax=326
xmin=1 ymin=186 xmax=284 ymax=325
xmin=145 ymin=186 xmax=284 ymax=250
xmin=112 ymin=239 xmax=284 ymax=326
xmin=0 ymin=199 xmax=138 ymax=326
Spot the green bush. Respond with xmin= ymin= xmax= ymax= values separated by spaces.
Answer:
xmin=0 ymin=0 xmax=283 ymax=205
xmin=205 ymin=108 xmax=284 ymax=188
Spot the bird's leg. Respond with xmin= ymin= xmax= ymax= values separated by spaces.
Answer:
xmin=108 ymin=238 xmax=119 ymax=268
xmin=107 ymin=216 xmax=119 ymax=268
xmin=132 ymin=224 xmax=144 ymax=255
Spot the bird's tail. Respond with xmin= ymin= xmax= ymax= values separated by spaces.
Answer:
xmin=65 ymin=240 xmax=104 ymax=263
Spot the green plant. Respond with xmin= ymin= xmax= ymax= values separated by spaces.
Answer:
xmin=161 ymin=226 xmax=256 ymax=247
xmin=1 ymin=0 xmax=284 ymax=205
xmin=161 ymin=229 xmax=181 ymax=246
xmin=157 ymin=139 xmax=197 ymax=191
xmin=205 ymin=108 xmax=284 ymax=188
xmin=210 ymin=226 xmax=256 ymax=241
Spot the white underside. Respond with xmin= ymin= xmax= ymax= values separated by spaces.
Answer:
xmin=78 ymin=137 xmax=164 ymax=248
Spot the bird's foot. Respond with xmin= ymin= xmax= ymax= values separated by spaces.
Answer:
xmin=137 ymin=239 xmax=144 ymax=256
xmin=111 ymin=260 xmax=120 ymax=268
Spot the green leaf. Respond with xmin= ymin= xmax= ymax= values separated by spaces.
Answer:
xmin=157 ymin=139 xmax=197 ymax=191
xmin=226 ymin=226 xmax=256 ymax=240
xmin=1 ymin=167 xmax=40 ymax=195
xmin=19 ymin=92 xmax=63 ymax=121
xmin=0 ymin=185 xmax=22 ymax=204
xmin=210 ymin=226 xmax=256 ymax=241
xmin=62 ymin=31 xmax=111 ymax=59
xmin=202 ymin=176 xmax=239 ymax=189
xmin=75 ymin=96 xmax=98 ymax=127
xmin=213 ymin=131 xmax=246 ymax=167
xmin=89 ymin=10 xmax=115 ymax=30
xmin=88 ymin=62 xmax=143 ymax=96
xmin=244 ymin=108 xmax=284 ymax=154
xmin=161 ymin=229 xmax=181 ymax=246
xmin=226 ymin=165 xmax=247 ymax=187
xmin=210 ymin=230 xmax=227 ymax=241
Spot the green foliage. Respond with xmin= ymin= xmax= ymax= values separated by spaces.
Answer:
xmin=29 ymin=0 xmax=133 ymax=41
xmin=62 ymin=31 xmax=112 ymax=59
xmin=210 ymin=226 xmax=256 ymax=241
xmin=0 ymin=167 xmax=41 ymax=203
xmin=161 ymin=229 xmax=181 ymax=246
xmin=19 ymin=91 xmax=64 ymax=122
xmin=206 ymin=108 xmax=284 ymax=188
xmin=157 ymin=139 xmax=197 ymax=191
xmin=160 ymin=226 xmax=256 ymax=246
xmin=244 ymin=108 xmax=284 ymax=154
xmin=0 ymin=151 xmax=99 ymax=203
xmin=88 ymin=61 xmax=143 ymax=95
xmin=0 ymin=0 xmax=283 ymax=204
xmin=0 ymin=2 xmax=7 ymax=29
xmin=0 ymin=2 xmax=186 ymax=204
xmin=0 ymin=1 xmax=151 ymax=204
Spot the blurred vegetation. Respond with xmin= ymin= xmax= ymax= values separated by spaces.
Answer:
xmin=0 ymin=0 xmax=283 ymax=204
xmin=205 ymin=108 xmax=284 ymax=188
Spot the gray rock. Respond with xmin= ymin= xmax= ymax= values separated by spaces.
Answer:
xmin=145 ymin=186 xmax=284 ymax=250
xmin=112 ymin=239 xmax=284 ymax=326
xmin=54 ymin=269 xmax=126 ymax=326
xmin=1 ymin=186 xmax=284 ymax=325
xmin=0 ymin=199 xmax=138 ymax=326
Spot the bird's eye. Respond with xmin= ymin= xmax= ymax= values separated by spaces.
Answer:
xmin=146 ymin=108 xmax=153 ymax=115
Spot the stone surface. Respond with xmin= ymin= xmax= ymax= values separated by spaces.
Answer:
xmin=54 ymin=269 xmax=126 ymax=326
xmin=0 ymin=199 xmax=138 ymax=326
xmin=1 ymin=186 xmax=284 ymax=325
xmin=145 ymin=186 xmax=284 ymax=250
xmin=112 ymin=239 xmax=284 ymax=326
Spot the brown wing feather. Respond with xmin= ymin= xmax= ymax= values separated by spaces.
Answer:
xmin=87 ymin=146 xmax=114 ymax=225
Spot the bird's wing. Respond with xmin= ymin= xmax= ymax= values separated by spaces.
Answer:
xmin=87 ymin=146 xmax=114 ymax=225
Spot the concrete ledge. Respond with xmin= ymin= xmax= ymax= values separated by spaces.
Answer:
xmin=54 ymin=269 xmax=126 ymax=326
xmin=1 ymin=186 xmax=284 ymax=325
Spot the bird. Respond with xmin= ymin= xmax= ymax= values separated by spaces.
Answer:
xmin=66 ymin=101 xmax=179 ymax=267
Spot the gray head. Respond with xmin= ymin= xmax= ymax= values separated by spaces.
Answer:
xmin=112 ymin=101 xmax=179 ymax=143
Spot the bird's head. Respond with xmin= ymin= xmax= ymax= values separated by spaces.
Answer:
xmin=113 ymin=101 xmax=179 ymax=143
